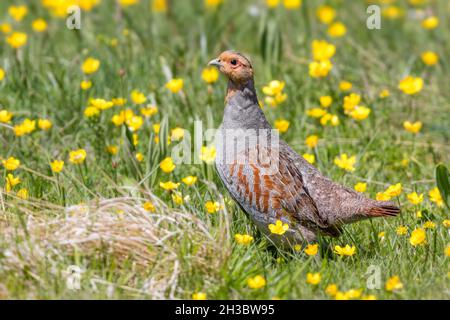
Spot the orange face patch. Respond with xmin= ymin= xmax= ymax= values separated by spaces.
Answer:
xmin=215 ymin=51 xmax=253 ymax=84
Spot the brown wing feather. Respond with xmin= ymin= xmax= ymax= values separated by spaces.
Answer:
xmin=219 ymin=145 xmax=336 ymax=235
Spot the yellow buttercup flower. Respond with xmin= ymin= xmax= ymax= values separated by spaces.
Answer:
xmin=152 ymin=0 xmax=168 ymax=12
xmin=428 ymin=187 xmax=443 ymax=207
xmin=234 ymin=234 xmax=254 ymax=245
xmin=376 ymin=192 xmax=391 ymax=201
xmin=0 ymin=23 xmax=12 ymax=34
xmin=126 ymin=115 xmax=144 ymax=132
xmin=309 ymin=60 xmax=332 ymax=78
xmin=354 ymin=182 xmax=367 ymax=193
xmin=403 ymin=121 xmax=422 ymax=134
xmin=421 ymin=16 xmax=439 ymax=30
xmin=302 ymin=153 xmax=315 ymax=164
xmin=421 ymin=51 xmax=438 ymax=66
xmin=334 ymin=244 xmax=356 ymax=256
xmin=407 ymin=192 xmax=423 ymax=205
xmin=50 ymin=160 xmax=64 ymax=173
xmin=160 ymin=157 xmax=176 ymax=173
xmin=69 ymin=149 xmax=87 ymax=165
xmin=14 ymin=119 xmax=36 ymax=136
xmin=38 ymin=119 xmax=52 ymax=131
xmin=307 ymin=108 xmax=327 ymax=118
xmin=343 ymin=93 xmax=361 ymax=113
xmin=379 ymin=89 xmax=390 ymax=98
xmin=0 ymin=110 xmax=13 ymax=123
xmin=268 ymin=220 xmax=289 ymax=235
xmin=385 ymin=276 xmax=403 ymax=291
xmin=334 ymin=291 xmax=349 ymax=300
xmin=136 ymin=153 xmax=144 ymax=162
xmin=384 ymin=183 xmax=402 ymax=197
xmin=0 ymin=68 xmax=4 ymax=81
xmin=266 ymin=0 xmax=280 ymax=8
xmin=442 ymin=220 xmax=450 ymax=228
xmin=283 ymin=0 xmax=301 ymax=10
xmin=396 ymin=226 xmax=408 ymax=236
xmin=140 ymin=105 xmax=158 ymax=117
xmin=201 ymin=66 xmax=219 ymax=84
xmin=182 ymin=176 xmax=197 ymax=186
xmin=3 ymin=157 xmax=20 ymax=171
xmin=170 ymin=127 xmax=185 ymax=141
xmin=263 ymin=80 xmax=285 ymax=96
xmin=90 ymin=98 xmax=113 ymax=110
xmin=304 ymin=244 xmax=319 ymax=256
xmin=112 ymin=109 xmax=134 ymax=126
xmin=205 ymin=201 xmax=222 ymax=213
xmin=192 ymin=292 xmax=207 ymax=300
xmin=106 ymin=145 xmax=118 ymax=155
xmin=444 ymin=244 xmax=450 ymax=257
xmin=153 ymin=123 xmax=161 ymax=134
xmin=316 ymin=5 xmax=335 ymax=24
xmin=172 ymin=192 xmax=184 ymax=205
xmin=200 ymin=146 xmax=216 ymax=163
xmin=112 ymin=98 xmax=127 ymax=106
xmin=398 ymin=76 xmax=423 ymax=95
xmin=311 ymin=40 xmax=336 ymax=62
xmin=423 ymin=221 xmax=436 ymax=229
xmin=165 ymin=78 xmax=184 ymax=93
xmin=349 ymin=106 xmax=371 ymax=121
xmin=247 ymin=275 xmax=266 ymax=289
xmin=319 ymin=95 xmax=332 ymax=108
xmin=16 ymin=188 xmax=28 ymax=200
xmin=264 ymin=93 xmax=287 ymax=107
xmin=6 ymin=32 xmax=28 ymax=49
xmin=143 ymin=201 xmax=155 ymax=212
xmin=5 ymin=174 xmax=21 ymax=192
xmin=325 ymin=284 xmax=338 ymax=297
xmin=159 ymin=181 xmax=180 ymax=191
xmin=306 ymin=272 xmax=321 ymax=285
xmin=131 ymin=90 xmax=147 ymax=104
xmin=274 ymin=119 xmax=290 ymax=133
xmin=328 ymin=22 xmax=346 ymax=37
xmin=334 ymin=154 xmax=356 ymax=172
xmin=382 ymin=6 xmax=404 ymax=19
xmin=80 ymin=80 xmax=92 ymax=90
xmin=339 ymin=81 xmax=352 ymax=91
xmin=305 ymin=135 xmax=319 ymax=148
xmin=32 ymin=19 xmax=48 ymax=32
xmin=119 ymin=0 xmax=139 ymax=7
xmin=324 ymin=113 xmax=339 ymax=126
xmin=82 ymin=57 xmax=100 ymax=74
xmin=8 ymin=5 xmax=28 ymax=22
xmin=78 ymin=0 xmax=101 ymax=11
xmin=409 ymin=228 xmax=426 ymax=246
xmin=84 ymin=106 xmax=100 ymax=118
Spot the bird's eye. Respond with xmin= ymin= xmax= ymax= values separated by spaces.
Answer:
xmin=230 ymin=59 xmax=237 ymax=65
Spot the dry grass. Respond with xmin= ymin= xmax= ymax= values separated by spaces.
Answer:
xmin=1 ymin=193 xmax=231 ymax=299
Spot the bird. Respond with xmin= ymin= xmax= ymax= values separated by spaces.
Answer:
xmin=208 ymin=50 xmax=400 ymax=247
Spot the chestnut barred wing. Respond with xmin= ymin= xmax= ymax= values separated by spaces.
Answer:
xmin=216 ymin=145 xmax=339 ymax=235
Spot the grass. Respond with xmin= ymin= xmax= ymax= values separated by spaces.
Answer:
xmin=0 ymin=0 xmax=449 ymax=299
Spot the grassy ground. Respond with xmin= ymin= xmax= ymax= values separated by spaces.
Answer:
xmin=0 ymin=0 xmax=449 ymax=299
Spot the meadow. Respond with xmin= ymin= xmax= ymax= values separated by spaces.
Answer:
xmin=0 ymin=0 xmax=449 ymax=300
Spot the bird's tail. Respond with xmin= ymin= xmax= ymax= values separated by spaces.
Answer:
xmin=367 ymin=201 xmax=400 ymax=217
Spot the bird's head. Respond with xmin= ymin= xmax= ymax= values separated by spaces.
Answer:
xmin=208 ymin=50 xmax=253 ymax=84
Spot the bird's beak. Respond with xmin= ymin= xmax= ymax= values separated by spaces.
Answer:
xmin=208 ymin=58 xmax=222 ymax=68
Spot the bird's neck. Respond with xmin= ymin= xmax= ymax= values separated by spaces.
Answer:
xmin=225 ymin=79 xmax=257 ymax=104
xmin=222 ymin=78 xmax=271 ymax=130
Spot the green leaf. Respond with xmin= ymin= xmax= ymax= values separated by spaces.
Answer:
xmin=435 ymin=163 xmax=450 ymax=208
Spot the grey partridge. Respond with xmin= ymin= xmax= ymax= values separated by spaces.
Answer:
xmin=209 ymin=50 xmax=400 ymax=246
